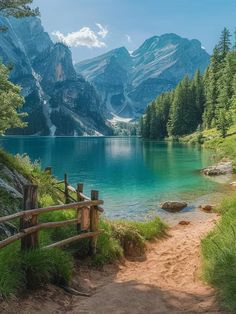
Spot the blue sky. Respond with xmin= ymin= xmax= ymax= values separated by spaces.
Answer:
xmin=34 ymin=0 xmax=236 ymax=62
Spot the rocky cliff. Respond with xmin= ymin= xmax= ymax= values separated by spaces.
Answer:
xmin=76 ymin=34 xmax=210 ymax=119
xmin=0 ymin=16 xmax=111 ymax=136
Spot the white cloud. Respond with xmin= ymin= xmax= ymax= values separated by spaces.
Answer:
xmin=126 ymin=34 xmax=132 ymax=43
xmin=52 ymin=24 xmax=108 ymax=48
xmin=96 ymin=23 xmax=108 ymax=38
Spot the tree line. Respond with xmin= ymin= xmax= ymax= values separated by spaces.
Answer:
xmin=140 ymin=28 xmax=236 ymax=139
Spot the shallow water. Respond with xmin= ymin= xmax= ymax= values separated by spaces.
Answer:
xmin=0 ymin=136 xmax=226 ymax=220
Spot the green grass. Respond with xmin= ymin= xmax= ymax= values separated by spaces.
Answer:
xmin=127 ymin=217 xmax=167 ymax=240
xmin=201 ymin=196 xmax=236 ymax=311
xmin=204 ymin=135 xmax=236 ymax=171
xmin=0 ymin=243 xmax=73 ymax=298
xmin=180 ymin=124 xmax=236 ymax=172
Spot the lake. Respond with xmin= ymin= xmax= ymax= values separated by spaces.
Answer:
xmin=0 ymin=137 xmax=221 ymax=221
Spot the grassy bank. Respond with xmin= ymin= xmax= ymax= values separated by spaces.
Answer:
xmin=180 ymin=124 xmax=236 ymax=170
xmin=201 ymin=196 xmax=236 ymax=311
xmin=0 ymin=149 xmax=167 ymax=298
xmin=193 ymin=125 xmax=236 ymax=311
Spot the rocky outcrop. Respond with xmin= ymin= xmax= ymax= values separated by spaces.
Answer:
xmin=76 ymin=34 xmax=210 ymax=118
xmin=0 ymin=16 xmax=111 ymax=136
xmin=202 ymin=161 xmax=233 ymax=176
xmin=160 ymin=201 xmax=187 ymax=212
xmin=0 ymin=162 xmax=30 ymax=238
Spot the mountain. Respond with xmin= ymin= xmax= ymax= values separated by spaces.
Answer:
xmin=76 ymin=34 xmax=210 ymax=119
xmin=0 ymin=16 xmax=111 ymax=136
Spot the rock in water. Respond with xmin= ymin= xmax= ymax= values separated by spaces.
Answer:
xmin=160 ymin=201 xmax=187 ymax=212
xmin=202 ymin=161 xmax=233 ymax=176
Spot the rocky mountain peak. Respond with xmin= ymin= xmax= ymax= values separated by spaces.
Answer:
xmin=76 ymin=33 xmax=210 ymax=118
xmin=0 ymin=16 xmax=111 ymax=136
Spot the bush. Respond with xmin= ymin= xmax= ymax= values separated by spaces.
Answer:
xmin=92 ymin=220 xmax=123 ymax=266
xmin=128 ymin=217 xmax=167 ymax=240
xmin=201 ymin=196 xmax=236 ymax=311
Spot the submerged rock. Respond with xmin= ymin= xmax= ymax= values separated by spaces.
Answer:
xmin=202 ymin=161 xmax=233 ymax=176
xmin=160 ymin=201 xmax=187 ymax=212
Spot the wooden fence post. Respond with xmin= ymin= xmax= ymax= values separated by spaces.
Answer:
xmin=76 ymin=183 xmax=84 ymax=233
xmin=89 ymin=190 xmax=99 ymax=255
xmin=20 ymin=185 xmax=39 ymax=251
xmin=64 ymin=173 xmax=69 ymax=203
xmin=44 ymin=167 xmax=52 ymax=176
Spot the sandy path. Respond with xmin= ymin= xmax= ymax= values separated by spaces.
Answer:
xmin=1 ymin=214 xmax=223 ymax=314
xmin=70 ymin=214 xmax=221 ymax=314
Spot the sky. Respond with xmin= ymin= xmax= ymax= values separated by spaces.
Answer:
xmin=34 ymin=0 xmax=236 ymax=63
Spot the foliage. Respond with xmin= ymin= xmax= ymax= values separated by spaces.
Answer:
xmin=0 ymin=243 xmax=73 ymax=298
xmin=0 ymin=244 xmax=24 ymax=298
xmin=201 ymin=196 xmax=236 ymax=311
xmin=92 ymin=219 xmax=123 ymax=266
xmin=141 ymin=28 xmax=236 ymax=140
xmin=127 ymin=217 xmax=167 ymax=240
xmin=0 ymin=63 xmax=26 ymax=135
xmin=0 ymin=0 xmax=39 ymax=31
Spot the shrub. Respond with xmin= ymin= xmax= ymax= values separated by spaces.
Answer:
xmin=92 ymin=220 xmax=123 ymax=266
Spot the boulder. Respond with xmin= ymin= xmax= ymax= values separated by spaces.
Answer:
xmin=202 ymin=161 xmax=233 ymax=176
xmin=179 ymin=221 xmax=191 ymax=226
xmin=230 ymin=182 xmax=236 ymax=188
xmin=160 ymin=201 xmax=187 ymax=212
xmin=199 ymin=204 xmax=214 ymax=213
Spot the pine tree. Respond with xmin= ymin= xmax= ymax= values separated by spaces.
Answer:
xmin=215 ymin=109 xmax=232 ymax=138
xmin=203 ymin=48 xmax=221 ymax=128
xmin=191 ymin=69 xmax=205 ymax=126
xmin=0 ymin=63 xmax=26 ymax=135
xmin=168 ymin=76 xmax=196 ymax=136
xmin=0 ymin=0 xmax=39 ymax=31
xmin=217 ymin=27 xmax=231 ymax=59
xmin=217 ymin=52 xmax=235 ymax=111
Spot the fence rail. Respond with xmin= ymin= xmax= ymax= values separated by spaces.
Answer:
xmin=0 ymin=168 xmax=104 ymax=254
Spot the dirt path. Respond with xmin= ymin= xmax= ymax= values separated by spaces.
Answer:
xmin=1 ymin=214 xmax=223 ymax=314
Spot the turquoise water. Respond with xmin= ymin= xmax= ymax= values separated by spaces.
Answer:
xmin=0 ymin=137 xmax=219 ymax=220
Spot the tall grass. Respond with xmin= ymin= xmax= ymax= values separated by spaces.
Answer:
xmin=0 ymin=243 xmax=73 ymax=298
xmin=201 ymin=196 xmax=236 ymax=311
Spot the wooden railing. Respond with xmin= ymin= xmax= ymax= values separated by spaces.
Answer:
xmin=0 ymin=170 xmax=104 ymax=255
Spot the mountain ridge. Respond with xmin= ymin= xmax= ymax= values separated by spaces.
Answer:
xmin=0 ymin=16 xmax=111 ymax=136
xmin=76 ymin=33 xmax=210 ymax=119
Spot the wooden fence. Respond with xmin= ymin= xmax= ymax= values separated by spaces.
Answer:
xmin=0 ymin=169 xmax=104 ymax=255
